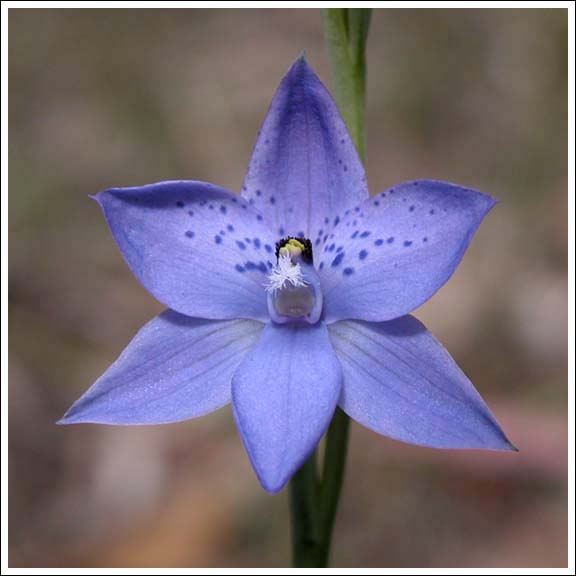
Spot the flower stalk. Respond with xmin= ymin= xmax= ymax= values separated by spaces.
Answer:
xmin=289 ymin=8 xmax=371 ymax=568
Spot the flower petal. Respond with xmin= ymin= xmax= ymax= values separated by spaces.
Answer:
xmin=329 ymin=317 xmax=514 ymax=450
xmin=96 ymin=181 xmax=278 ymax=321
xmin=319 ymin=180 xmax=497 ymax=322
xmin=59 ymin=311 xmax=264 ymax=425
xmin=241 ymin=57 xmax=368 ymax=240
xmin=232 ymin=322 xmax=342 ymax=492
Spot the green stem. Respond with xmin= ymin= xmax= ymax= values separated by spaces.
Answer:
xmin=289 ymin=8 xmax=371 ymax=568
xmin=318 ymin=408 xmax=351 ymax=565
xmin=322 ymin=8 xmax=371 ymax=161
xmin=289 ymin=452 xmax=323 ymax=567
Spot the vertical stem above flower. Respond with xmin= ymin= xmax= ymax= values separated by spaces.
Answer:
xmin=322 ymin=8 xmax=371 ymax=161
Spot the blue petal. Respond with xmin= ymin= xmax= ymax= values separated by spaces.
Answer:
xmin=232 ymin=322 xmax=341 ymax=492
xmin=96 ymin=181 xmax=276 ymax=321
xmin=59 ymin=311 xmax=264 ymax=425
xmin=320 ymin=180 xmax=497 ymax=322
xmin=329 ymin=317 xmax=514 ymax=450
xmin=241 ymin=57 xmax=368 ymax=241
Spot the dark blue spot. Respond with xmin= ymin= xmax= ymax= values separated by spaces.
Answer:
xmin=343 ymin=267 xmax=355 ymax=276
xmin=214 ymin=235 xmax=222 ymax=244
xmin=264 ymin=244 xmax=273 ymax=253
xmin=354 ymin=206 xmax=360 ymax=213
xmin=318 ymin=229 xmax=324 ymax=236
xmin=242 ymin=185 xmax=247 ymax=192
xmin=323 ymin=234 xmax=328 ymax=242
xmin=389 ymin=188 xmax=395 ymax=194
xmin=227 ymin=224 xmax=235 ymax=232
xmin=423 ymin=236 xmax=428 ymax=243
xmin=331 ymin=252 xmax=345 ymax=268
xmin=235 ymin=264 xmax=245 ymax=273
xmin=188 ymin=210 xmax=194 ymax=216
xmin=268 ymin=262 xmax=273 ymax=268
xmin=403 ymin=240 xmax=413 ymax=247
xmin=409 ymin=205 xmax=415 ymax=212
xmin=429 ymin=209 xmax=435 ymax=215
xmin=256 ymin=189 xmax=262 ymax=196
xmin=245 ymin=261 xmax=257 ymax=270
xmin=340 ymin=138 xmax=345 ymax=144
xmin=264 ymin=139 xmax=270 ymax=144
xmin=360 ymin=231 xmax=371 ymax=238
xmin=373 ymin=200 xmax=380 ymax=206
xmin=359 ymin=250 xmax=368 ymax=260
xmin=387 ymin=236 xmax=395 ymax=244
xmin=297 ymin=231 xmax=305 ymax=238
xmin=257 ymin=214 xmax=263 ymax=221
xmin=209 ymin=204 xmax=214 ymax=210
xmin=352 ymin=220 xmax=358 ymax=226
xmin=200 ymin=200 xmax=206 ymax=206
xmin=328 ymin=243 xmax=336 ymax=252
xmin=249 ymin=198 xmax=255 ymax=205
xmin=336 ymin=245 xmax=344 ymax=253
xmin=236 ymin=241 xmax=246 ymax=250
xmin=324 ymin=216 xmax=330 ymax=225
xmin=319 ymin=262 xmax=325 ymax=271
xmin=343 ymin=165 xmax=348 ymax=172
xmin=176 ymin=201 xmax=185 ymax=208
xmin=185 ymin=230 xmax=194 ymax=239
xmin=334 ymin=216 xmax=340 ymax=226
xmin=270 ymin=196 xmax=276 ymax=205
xmin=374 ymin=239 xmax=384 ymax=246
xmin=219 ymin=230 xmax=226 ymax=236
xmin=253 ymin=238 xmax=261 ymax=249
xmin=351 ymin=230 xmax=359 ymax=239
xmin=231 ymin=197 xmax=238 ymax=203
xmin=279 ymin=227 xmax=285 ymax=236
xmin=244 ymin=237 xmax=252 ymax=243
xmin=344 ymin=209 xmax=350 ymax=216
xmin=257 ymin=261 xmax=268 ymax=273
xmin=315 ymin=238 xmax=321 ymax=246
xmin=402 ymin=198 xmax=406 ymax=203
xmin=413 ymin=181 xmax=419 ymax=186
xmin=220 ymin=205 xmax=227 ymax=214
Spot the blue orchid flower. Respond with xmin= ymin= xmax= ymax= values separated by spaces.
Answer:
xmin=60 ymin=58 xmax=514 ymax=493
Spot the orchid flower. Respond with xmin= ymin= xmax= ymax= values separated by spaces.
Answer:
xmin=60 ymin=57 xmax=514 ymax=493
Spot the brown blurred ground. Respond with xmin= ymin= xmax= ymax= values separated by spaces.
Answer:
xmin=8 ymin=8 xmax=568 ymax=568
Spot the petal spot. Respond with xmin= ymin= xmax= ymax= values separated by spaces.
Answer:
xmin=331 ymin=252 xmax=345 ymax=268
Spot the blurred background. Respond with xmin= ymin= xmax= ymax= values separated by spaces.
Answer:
xmin=8 ymin=8 xmax=568 ymax=568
